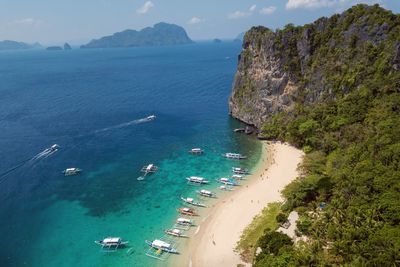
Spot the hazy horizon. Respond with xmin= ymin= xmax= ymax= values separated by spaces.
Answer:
xmin=1 ymin=0 xmax=400 ymax=45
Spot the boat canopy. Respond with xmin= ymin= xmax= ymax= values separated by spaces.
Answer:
xmin=152 ymin=239 xmax=171 ymax=248
xmin=172 ymin=229 xmax=181 ymax=234
xmin=183 ymin=207 xmax=190 ymax=211
xmin=146 ymin=164 xmax=154 ymax=171
xmin=177 ymin=218 xmax=191 ymax=223
xmin=103 ymin=237 xmax=121 ymax=243
xmin=186 ymin=198 xmax=194 ymax=202
xmin=200 ymin=189 xmax=211 ymax=194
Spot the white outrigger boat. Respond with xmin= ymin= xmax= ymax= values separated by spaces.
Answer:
xmin=181 ymin=197 xmax=207 ymax=207
xmin=189 ymin=148 xmax=204 ymax=154
xmin=94 ymin=237 xmax=128 ymax=250
xmin=145 ymin=239 xmax=178 ymax=254
xmin=186 ymin=176 xmax=209 ymax=184
xmin=216 ymin=177 xmax=239 ymax=186
xmin=63 ymin=168 xmax=82 ymax=176
xmin=138 ymin=163 xmax=159 ymax=180
xmin=219 ymin=185 xmax=234 ymax=191
xmin=164 ymin=228 xmax=188 ymax=238
xmin=176 ymin=217 xmax=193 ymax=226
xmin=141 ymin=164 xmax=158 ymax=174
xmin=223 ymin=153 xmax=247 ymax=160
xmin=232 ymin=174 xmax=245 ymax=180
xmin=196 ymin=189 xmax=216 ymax=198
xmin=232 ymin=167 xmax=249 ymax=174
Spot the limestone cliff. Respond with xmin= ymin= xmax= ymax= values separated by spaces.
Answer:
xmin=229 ymin=4 xmax=400 ymax=129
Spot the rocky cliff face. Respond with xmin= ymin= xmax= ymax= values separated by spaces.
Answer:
xmin=229 ymin=4 xmax=400 ymax=129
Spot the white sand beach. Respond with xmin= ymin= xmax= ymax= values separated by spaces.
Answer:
xmin=176 ymin=141 xmax=304 ymax=267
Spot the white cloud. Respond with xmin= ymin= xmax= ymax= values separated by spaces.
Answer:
xmin=228 ymin=11 xmax=251 ymax=19
xmin=228 ymin=4 xmax=259 ymax=19
xmin=137 ymin=1 xmax=154 ymax=14
xmin=188 ymin=17 xmax=203 ymax=25
xmin=286 ymin=0 xmax=336 ymax=9
xmin=260 ymin=6 xmax=277 ymax=15
xmin=286 ymin=0 xmax=382 ymax=10
xmin=13 ymin=18 xmax=42 ymax=26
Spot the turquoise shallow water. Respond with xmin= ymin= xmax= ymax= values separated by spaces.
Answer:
xmin=0 ymin=42 xmax=261 ymax=267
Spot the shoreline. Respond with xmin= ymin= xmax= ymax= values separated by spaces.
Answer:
xmin=172 ymin=141 xmax=304 ymax=267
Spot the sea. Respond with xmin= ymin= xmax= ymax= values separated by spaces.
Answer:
xmin=0 ymin=42 xmax=262 ymax=267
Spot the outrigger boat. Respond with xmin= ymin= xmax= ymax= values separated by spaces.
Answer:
xmin=181 ymin=197 xmax=206 ymax=207
xmin=164 ymin=228 xmax=188 ymax=238
xmin=145 ymin=239 xmax=178 ymax=254
xmin=232 ymin=174 xmax=245 ymax=180
xmin=138 ymin=163 xmax=159 ymax=180
xmin=223 ymin=153 xmax=247 ymax=159
xmin=189 ymin=148 xmax=203 ymax=154
xmin=177 ymin=207 xmax=198 ymax=216
xmin=94 ymin=237 xmax=128 ymax=250
xmin=219 ymin=185 xmax=234 ymax=191
xmin=63 ymin=168 xmax=82 ymax=176
xmin=232 ymin=167 xmax=249 ymax=174
xmin=176 ymin=217 xmax=193 ymax=226
xmin=141 ymin=164 xmax=158 ymax=174
xmin=186 ymin=176 xmax=209 ymax=184
xmin=216 ymin=177 xmax=239 ymax=186
xmin=196 ymin=189 xmax=216 ymax=198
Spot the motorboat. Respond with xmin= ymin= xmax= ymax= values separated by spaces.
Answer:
xmin=145 ymin=239 xmax=178 ymax=254
xmin=196 ymin=189 xmax=216 ymax=198
xmin=232 ymin=167 xmax=249 ymax=174
xmin=223 ymin=153 xmax=247 ymax=159
xmin=63 ymin=168 xmax=82 ymax=176
xmin=177 ymin=207 xmax=198 ymax=216
xmin=186 ymin=176 xmax=209 ymax=184
xmin=164 ymin=228 xmax=188 ymax=238
xmin=189 ymin=148 xmax=204 ymax=154
xmin=50 ymin=144 xmax=60 ymax=152
xmin=216 ymin=177 xmax=239 ymax=186
xmin=94 ymin=237 xmax=128 ymax=249
xmin=176 ymin=217 xmax=193 ymax=226
xmin=181 ymin=197 xmax=206 ymax=207
xmin=146 ymin=115 xmax=156 ymax=121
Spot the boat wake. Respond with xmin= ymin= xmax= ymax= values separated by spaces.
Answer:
xmin=0 ymin=144 xmax=60 ymax=184
xmin=94 ymin=115 xmax=156 ymax=134
xmin=30 ymin=144 xmax=60 ymax=161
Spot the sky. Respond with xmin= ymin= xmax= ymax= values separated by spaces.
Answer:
xmin=0 ymin=0 xmax=399 ymax=45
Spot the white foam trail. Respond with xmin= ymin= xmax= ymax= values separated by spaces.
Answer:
xmin=30 ymin=146 xmax=59 ymax=161
xmin=94 ymin=116 xmax=154 ymax=134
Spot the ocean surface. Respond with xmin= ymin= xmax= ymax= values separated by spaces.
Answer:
xmin=0 ymin=42 xmax=262 ymax=267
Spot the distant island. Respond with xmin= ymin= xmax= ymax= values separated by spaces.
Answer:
xmin=81 ymin=22 xmax=193 ymax=49
xmin=0 ymin=40 xmax=41 ymax=51
xmin=213 ymin=38 xmax=222 ymax=43
xmin=64 ymin=43 xmax=72 ymax=50
xmin=233 ymin=32 xmax=245 ymax=42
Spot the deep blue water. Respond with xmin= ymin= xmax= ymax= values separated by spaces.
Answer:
xmin=0 ymin=43 xmax=261 ymax=267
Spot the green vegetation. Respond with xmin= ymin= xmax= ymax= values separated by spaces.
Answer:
xmin=250 ymin=4 xmax=400 ymax=266
xmin=236 ymin=202 xmax=282 ymax=262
